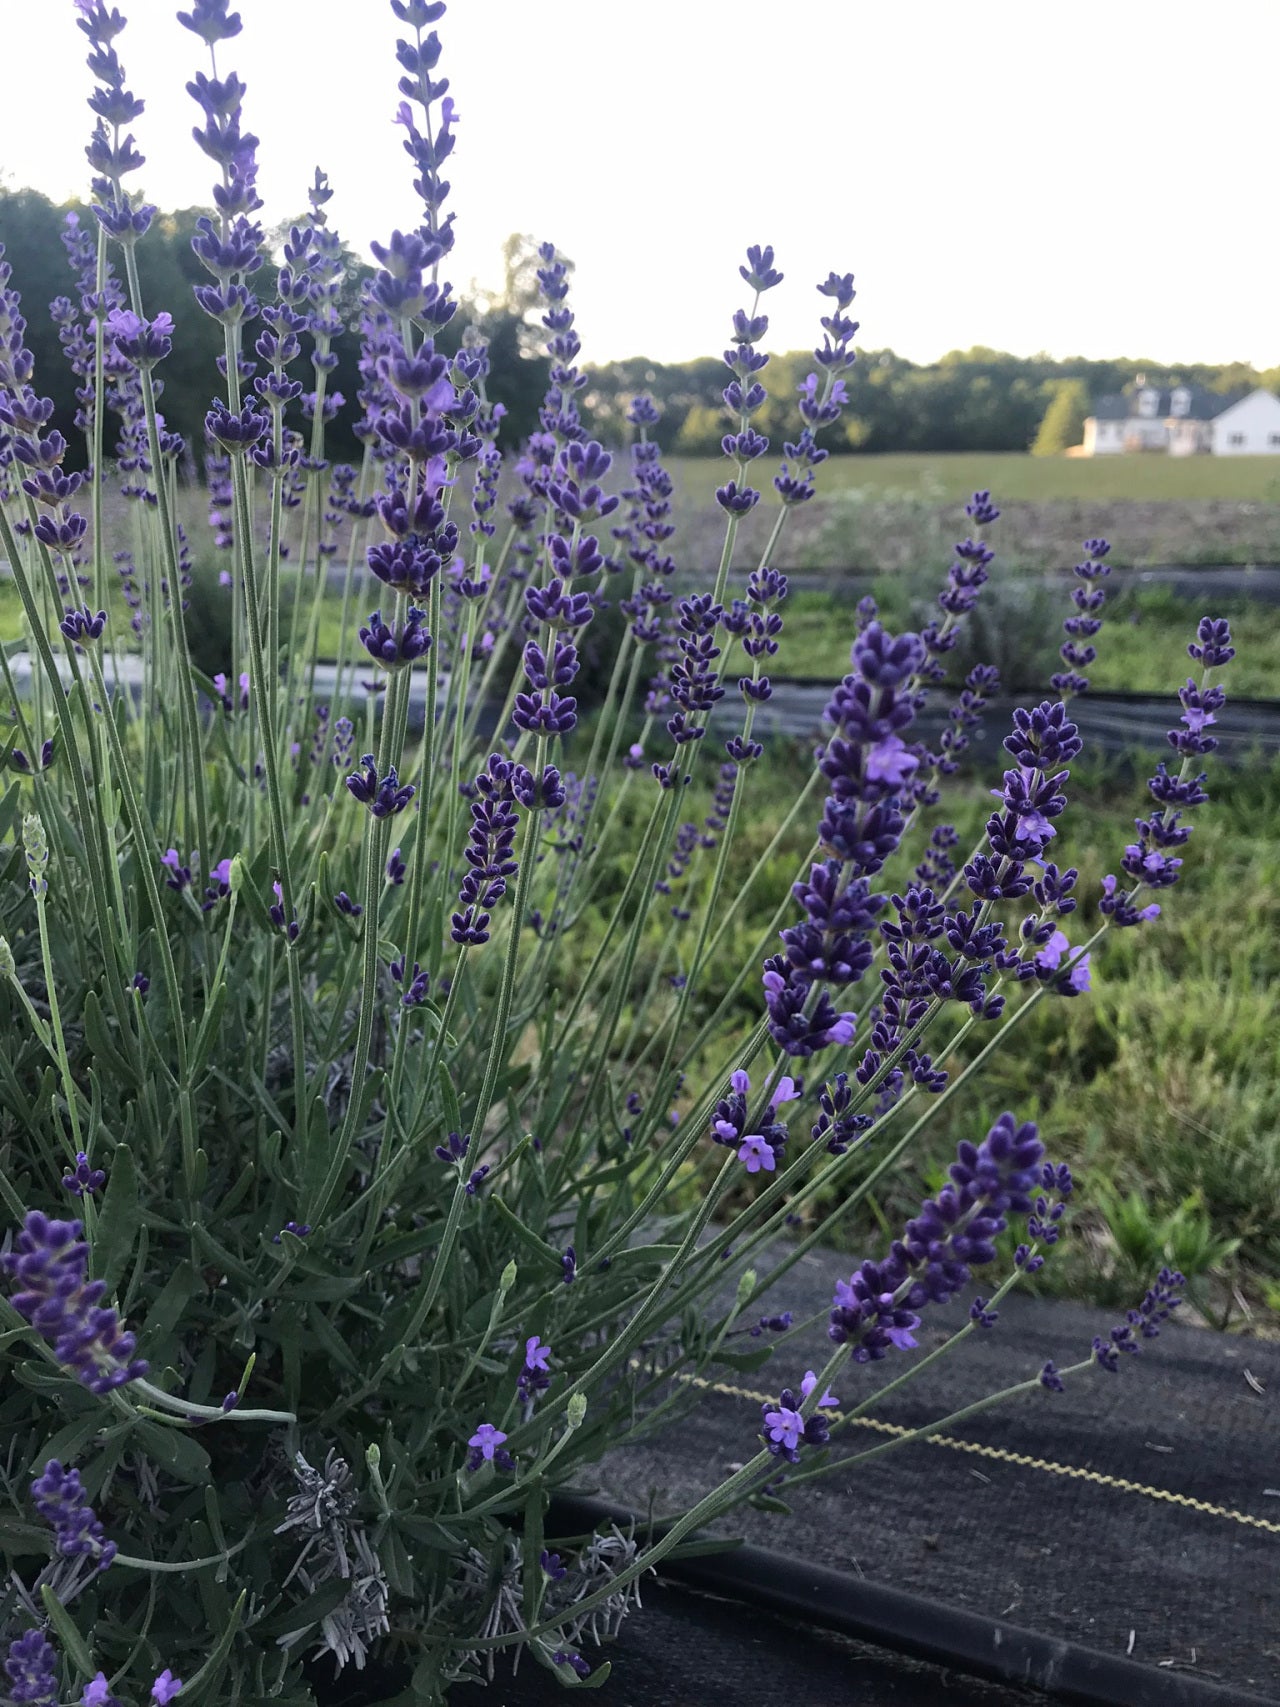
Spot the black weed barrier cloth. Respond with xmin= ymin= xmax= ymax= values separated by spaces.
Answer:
xmin=310 ymin=1276 xmax=1278 ymax=1705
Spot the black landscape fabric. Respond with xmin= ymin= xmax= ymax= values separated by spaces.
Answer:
xmin=580 ymin=1253 xmax=1279 ymax=1702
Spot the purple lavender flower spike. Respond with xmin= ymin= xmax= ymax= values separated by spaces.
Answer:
xmin=1050 ymin=537 xmax=1110 ymax=698
xmin=4 ymin=1628 xmax=58 ymax=1706
xmin=1092 ymin=1268 xmax=1184 ymax=1371
xmin=1100 ymin=618 xmax=1232 ymax=926
xmin=452 ymin=752 xmax=521 ymax=944
xmin=31 ymin=1458 xmax=117 ymax=1569
xmin=1 ymin=1211 xmax=148 ymax=1393
xmin=828 ymin=1116 xmax=1066 ymax=1364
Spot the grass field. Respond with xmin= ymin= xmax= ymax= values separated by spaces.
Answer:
xmin=777 ymin=586 xmax=1280 ymax=698
xmin=601 ymin=747 xmax=1280 ymax=1325
xmin=671 ymin=451 xmax=1280 ymax=505
xmin=2 ymin=568 xmax=1274 ymax=702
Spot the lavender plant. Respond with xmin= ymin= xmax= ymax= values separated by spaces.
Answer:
xmin=0 ymin=1 xmax=1238 ymax=1700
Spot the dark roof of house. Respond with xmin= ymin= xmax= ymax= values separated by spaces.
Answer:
xmin=1090 ymin=386 xmax=1235 ymax=422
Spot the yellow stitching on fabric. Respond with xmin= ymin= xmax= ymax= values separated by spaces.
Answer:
xmin=673 ymin=1370 xmax=1280 ymax=1536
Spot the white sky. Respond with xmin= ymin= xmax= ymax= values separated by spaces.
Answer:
xmin=0 ymin=0 xmax=1276 ymax=369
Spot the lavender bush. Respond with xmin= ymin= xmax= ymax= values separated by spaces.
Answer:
xmin=0 ymin=2 xmax=1238 ymax=1701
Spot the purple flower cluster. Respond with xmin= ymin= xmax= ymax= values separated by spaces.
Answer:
xmin=345 ymin=753 xmax=415 ymax=818
xmin=714 ymin=245 xmax=785 ymax=515
xmin=516 ymin=1334 xmax=552 ymax=1406
xmin=775 ymin=271 xmax=859 ymax=507
xmin=31 ymin=1457 xmax=117 ymax=1570
xmin=50 ymin=211 xmax=107 ymax=447
xmin=764 ymin=622 xmax=937 ymax=1056
xmin=531 ymin=241 xmax=589 ymax=448
xmin=810 ymin=1071 xmax=874 ymax=1157
xmin=873 ymin=494 xmax=1002 ymax=814
xmin=617 ymin=394 xmax=676 ymax=574
xmin=963 ymin=700 xmax=1083 ymax=907
xmin=61 ymin=1152 xmax=107 ymax=1198
xmin=507 ymin=252 xmax=621 ymax=736
xmin=931 ymin=663 xmax=1001 ymax=783
xmin=390 ymin=0 xmax=456 ymax=258
xmin=1092 ymin=1267 xmax=1184 ymax=1371
xmin=106 ymin=308 xmax=173 ymax=370
xmin=1050 ymin=537 xmax=1111 ymax=698
xmin=183 ymin=0 xmax=265 ymax=346
xmin=390 ymin=953 xmax=430 ymax=1006
xmin=465 ymin=1421 xmax=513 ymax=1473
xmin=515 ymin=542 xmax=602 ymax=735
xmin=358 ymin=605 xmax=432 ymax=669
xmin=367 ymin=465 xmax=459 ymax=596
xmin=1100 ymin=617 xmax=1234 ymax=927
xmin=453 ymin=753 xmax=515 ymax=945
xmin=658 ymin=592 xmax=727 ymax=755
xmin=205 ymin=450 xmax=234 ymax=551
xmin=59 ymin=605 xmax=108 ymax=644
xmin=0 ymin=261 xmax=88 ymax=555
xmin=3 ymin=1628 xmax=58 ymax=1706
xmin=271 ymin=1220 xmax=311 ymax=1244
xmin=710 ymin=1069 xmax=801 ymax=1174
xmin=931 ymin=493 xmax=1000 ymax=628
xmin=79 ymin=0 xmax=153 ymax=245
xmin=760 ymin=1370 xmax=839 ymax=1463
xmin=1 ymin=1211 xmax=148 ymax=1393
xmin=161 ymin=848 xmax=232 ymax=911
xmin=828 ymin=1115 xmax=1066 ymax=1362
xmin=723 ymin=565 xmax=790 ymax=710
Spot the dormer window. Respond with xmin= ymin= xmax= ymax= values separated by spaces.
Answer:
xmin=1137 ymin=389 xmax=1159 ymax=418
xmin=1171 ymin=387 xmax=1191 ymax=417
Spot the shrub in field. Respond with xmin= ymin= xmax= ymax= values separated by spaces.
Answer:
xmin=0 ymin=1 xmax=1240 ymax=1701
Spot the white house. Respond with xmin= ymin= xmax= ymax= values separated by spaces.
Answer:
xmin=1081 ymin=381 xmax=1235 ymax=456
xmin=1209 ymin=389 xmax=1280 ymax=456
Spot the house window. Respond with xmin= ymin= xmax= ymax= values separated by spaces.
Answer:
xmin=1228 ymin=433 xmax=1246 ymax=447
xmin=1137 ymin=389 xmax=1159 ymax=418
xmin=1270 ymin=434 xmax=1280 ymax=447
xmin=1171 ymin=388 xmax=1191 ymax=417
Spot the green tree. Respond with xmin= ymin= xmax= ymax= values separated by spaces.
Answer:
xmin=674 ymin=403 xmax=726 ymax=455
xmin=1031 ymin=378 xmax=1089 ymax=455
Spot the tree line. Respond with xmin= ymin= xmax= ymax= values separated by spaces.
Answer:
xmin=2 ymin=188 xmax=1276 ymax=471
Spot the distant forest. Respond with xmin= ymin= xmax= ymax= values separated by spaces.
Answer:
xmin=2 ymin=186 xmax=1277 ymax=470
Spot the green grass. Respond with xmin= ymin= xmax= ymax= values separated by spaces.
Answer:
xmin=671 ymin=451 xmax=1280 ymax=505
xmin=766 ymin=587 xmax=1280 ymax=699
xmin=609 ymin=747 xmax=1280 ymax=1323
